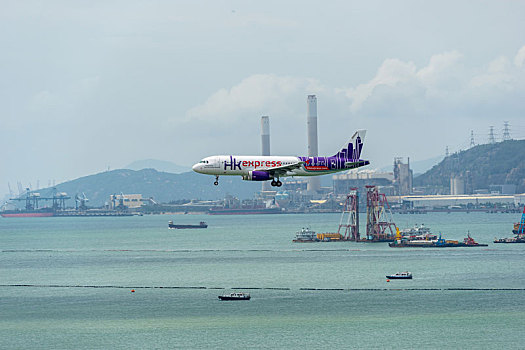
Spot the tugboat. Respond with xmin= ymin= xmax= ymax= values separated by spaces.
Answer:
xmin=386 ymin=272 xmax=412 ymax=279
xmin=168 ymin=221 xmax=208 ymax=229
xmin=460 ymin=232 xmax=488 ymax=246
xmin=218 ymin=292 xmax=251 ymax=301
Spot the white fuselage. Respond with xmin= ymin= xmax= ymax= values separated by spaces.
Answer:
xmin=192 ymin=155 xmax=338 ymax=177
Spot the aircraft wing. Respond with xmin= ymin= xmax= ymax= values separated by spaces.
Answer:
xmin=259 ymin=161 xmax=304 ymax=177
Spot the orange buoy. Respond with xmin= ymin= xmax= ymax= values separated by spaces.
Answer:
xmin=386 ymin=279 xmax=390 ymax=282
xmin=131 ymin=289 xmax=135 ymax=293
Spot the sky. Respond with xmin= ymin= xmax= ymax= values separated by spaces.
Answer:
xmin=1 ymin=0 xmax=525 ymax=197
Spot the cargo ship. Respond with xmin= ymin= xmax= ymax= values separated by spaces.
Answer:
xmin=0 ymin=208 xmax=55 ymax=218
xmin=1 ymin=209 xmax=138 ymax=218
xmin=168 ymin=221 xmax=208 ymax=229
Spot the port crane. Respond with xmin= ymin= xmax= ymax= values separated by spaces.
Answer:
xmin=75 ymin=193 xmax=89 ymax=211
xmin=9 ymin=188 xmax=71 ymax=211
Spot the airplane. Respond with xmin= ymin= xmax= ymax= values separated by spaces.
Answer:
xmin=192 ymin=130 xmax=370 ymax=187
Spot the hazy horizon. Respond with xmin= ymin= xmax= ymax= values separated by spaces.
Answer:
xmin=2 ymin=1 xmax=525 ymax=198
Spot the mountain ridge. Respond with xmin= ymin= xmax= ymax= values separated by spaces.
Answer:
xmin=414 ymin=140 xmax=525 ymax=193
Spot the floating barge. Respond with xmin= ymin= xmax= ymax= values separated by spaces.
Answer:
xmin=292 ymin=228 xmax=344 ymax=242
xmin=168 ymin=221 xmax=208 ymax=229
xmin=495 ymin=205 xmax=525 ymax=242
xmin=494 ymin=236 xmax=525 ymax=243
xmin=389 ymin=228 xmax=487 ymax=247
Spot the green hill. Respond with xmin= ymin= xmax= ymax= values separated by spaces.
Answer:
xmin=414 ymin=140 xmax=525 ymax=193
xmin=31 ymin=169 xmax=261 ymax=207
xmin=125 ymin=159 xmax=190 ymax=173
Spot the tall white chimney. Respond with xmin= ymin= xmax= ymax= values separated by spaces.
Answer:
xmin=307 ymin=95 xmax=320 ymax=193
xmin=261 ymin=116 xmax=271 ymax=192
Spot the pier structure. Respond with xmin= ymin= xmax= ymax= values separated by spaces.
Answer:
xmin=337 ymin=188 xmax=359 ymax=241
xmin=365 ymin=185 xmax=396 ymax=241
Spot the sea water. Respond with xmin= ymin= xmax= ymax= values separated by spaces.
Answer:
xmin=1 ymin=212 xmax=524 ymax=349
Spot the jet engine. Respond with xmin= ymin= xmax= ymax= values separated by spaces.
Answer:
xmin=242 ymin=171 xmax=272 ymax=181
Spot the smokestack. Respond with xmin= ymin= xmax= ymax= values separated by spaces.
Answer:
xmin=261 ymin=116 xmax=271 ymax=192
xmin=307 ymin=95 xmax=320 ymax=193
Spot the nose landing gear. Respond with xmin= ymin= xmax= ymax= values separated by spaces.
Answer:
xmin=214 ymin=176 xmax=219 ymax=186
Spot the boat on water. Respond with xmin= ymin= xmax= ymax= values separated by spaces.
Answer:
xmin=389 ymin=226 xmax=440 ymax=247
xmin=168 ymin=221 xmax=208 ymax=229
xmin=400 ymin=224 xmax=431 ymax=236
xmin=390 ymin=227 xmax=487 ymax=247
xmin=0 ymin=208 xmax=55 ymax=217
xmin=386 ymin=272 xmax=412 ymax=279
xmin=460 ymin=232 xmax=488 ymax=246
xmin=293 ymin=227 xmax=319 ymax=242
xmin=218 ymin=292 xmax=251 ymax=301
xmin=494 ymin=235 xmax=525 ymax=243
xmin=495 ymin=205 xmax=525 ymax=242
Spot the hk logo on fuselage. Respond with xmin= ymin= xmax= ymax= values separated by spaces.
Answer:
xmin=224 ymin=156 xmax=242 ymax=170
xmin=224 ymin=156 xmax=283 ymax=170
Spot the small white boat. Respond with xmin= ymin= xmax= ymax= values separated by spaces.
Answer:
xmin=218 ymin=292 xmax=251 ymax=301
xmin=386 ymin=272 xmax=412 ymax=279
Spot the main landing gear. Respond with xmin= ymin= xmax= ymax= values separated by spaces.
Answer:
xmin=271 ymin=179 xmax=282 ymax=187
xmin=214 ymin=176 xmax=219 ymax=186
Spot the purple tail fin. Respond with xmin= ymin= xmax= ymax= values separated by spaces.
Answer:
xmin=333 ymin=130 xmax=367 ymax=160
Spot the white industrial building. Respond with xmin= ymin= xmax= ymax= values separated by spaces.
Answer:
xmin=394 ymin=194 xmax=525 ymax=208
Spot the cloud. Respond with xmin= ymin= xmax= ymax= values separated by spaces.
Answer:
xmin=184 ymin=74 xmax=325 ymax=124
xmin=469 ymin=56 xmax=515 ymax=92
xmin=339 ymin=58 xmax=418 ymax=112
xmin=514 ymin=44 xmax=525 ymax=68
xmin=178 ymin=44 xmax=525 ymax=166
xmin=186 ymin=46 xmax=525 ymax=124
xmin=334 ymin=48 xmax=524 ymax=119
